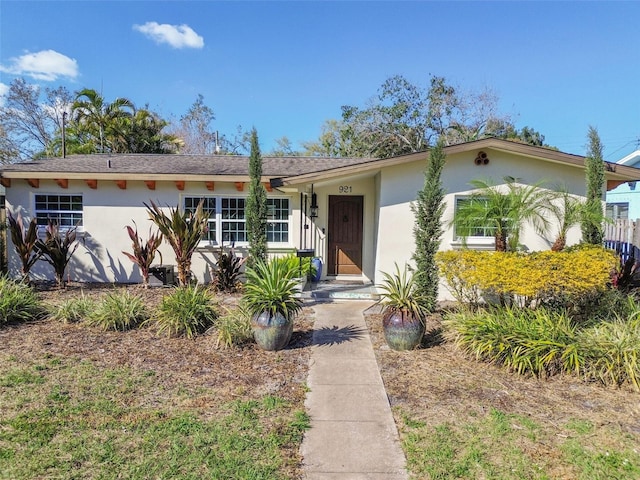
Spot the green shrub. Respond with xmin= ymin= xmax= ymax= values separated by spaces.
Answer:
xmin=213 ymin=302 xmax=253 ymax=348
xmin=86 ymin=290 xmax=148 ymax=331
xmin=436 ymin=247 xmax=617 ymax=308
xmin=444 ymin=304 xmax=640 ymax=390
xmin=49 ymin=294 xmax=96 ymax=323
xmin=578 ymin=314 xmax=640 ymax=390
xmin=152 ymin=285 xmax=219 ymax=338
xmin=443 ymin=307 xmax=581 ymax=377
xmin=270 ymin=253 xmax=316 ymax=279
xmin=0 ymin=276 xmax=42 ymax=325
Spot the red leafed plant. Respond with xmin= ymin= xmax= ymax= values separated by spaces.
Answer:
xmin=122 ymin=221 xmax=163 ymax=288
xmin=7 ymin=211 xmax=41 ymax=282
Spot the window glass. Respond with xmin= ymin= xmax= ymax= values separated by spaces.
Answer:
xmin=606 ymin=202 xmax=629 ymax=220
xmin=454 ymin=197 xmax=495 ymax=238
xmin=34 ymin=194 xmax=83 ymax=228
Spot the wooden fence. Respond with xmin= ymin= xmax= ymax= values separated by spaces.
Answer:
xmin=604 ymin=219 xmax=640 ymax=246
xmin=604 ymin=219 xmax=640 ymax=264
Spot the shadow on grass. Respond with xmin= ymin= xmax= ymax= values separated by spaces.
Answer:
xmin=421 ymin=326 xmax=444 ymax=348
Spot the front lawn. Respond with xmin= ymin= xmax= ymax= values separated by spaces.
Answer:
xmin=0 ymin=283 xmax=313 ymax=480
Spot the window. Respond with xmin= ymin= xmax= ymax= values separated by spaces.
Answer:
xmin=221 ymin=198 xmax=246 ymax=243
xmin=606 ymin=202 xmax=629 ymax=220
xmin=454 ymin=197 xmax=496 ymax=238
xmin=185 ymin=197 xmax=216 ymax=242
xmin=267 ymin=198 xmax=289 ymax=243
xmin=184 ymin=196 xmax=290 ymax=245
xmin=34 ymin=194 xmax=83 ymax=229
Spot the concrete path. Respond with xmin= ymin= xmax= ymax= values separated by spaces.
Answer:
xmin=301 ymin=300 xmax=409 ymax=480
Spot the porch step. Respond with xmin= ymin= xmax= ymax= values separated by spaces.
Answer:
xmin=301 ymin=281 xmax=380 ymax=301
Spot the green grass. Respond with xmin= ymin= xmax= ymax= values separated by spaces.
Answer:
xmin=0 ymin=354 xmax=309 ymax=479
xmin=399 ymin=408 xmax=640 ymax=480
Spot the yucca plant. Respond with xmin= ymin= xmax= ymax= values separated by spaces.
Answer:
xmin=121 ymin=221 xmax=163 ymax=288
xmin=0 ymin=275 xmax=43 ymax=325
xmin=244 ymin=259 xmax=302 ymax=319
xmin=48 ymin=293 xmax=96 ymax=323
xmin=377 ymin=263 xmax=428 ymax=350
xmin=144 ymin=200 xmax=209 ymax=286
xmin=7 ymin=211 xmax=40 ymax=281
xmin=152 ymin=284 xmax=219 ymax=338
xmin=243 ymin=259 xmax=303 ymax=351
xmin=35 ymin=220 xmax=80 ymax=288
xmin=86 ymin=290 xmax=147 ymax=331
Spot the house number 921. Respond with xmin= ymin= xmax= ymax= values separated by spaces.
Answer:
xmin=339 ymin=185 xmax=352 ymax=193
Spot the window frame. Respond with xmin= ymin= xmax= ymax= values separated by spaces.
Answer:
xmin=605 ymin=202 xmax=629 ymax=221
xmin=450 ymin=196 xmax=496 ymax=249
xmin=33 ymin=193 xmax=84 ymax=233
xmin=182 ymin=194 xmax=291 ymax=247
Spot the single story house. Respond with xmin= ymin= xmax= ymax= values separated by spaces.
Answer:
xmin=2 ymin=138 xmax=639 ymax=300
xmin=606 ymin=149 xmax=640 ymax=221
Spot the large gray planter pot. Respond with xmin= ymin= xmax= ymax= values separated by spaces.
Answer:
xmin=382 ymin=309 xmax=425 ymax=351
xmin=252 ymin=311 xmax=293 ymax=351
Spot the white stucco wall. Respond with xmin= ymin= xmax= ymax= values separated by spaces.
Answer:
xmin=308 ymin=175 xmax=377 ymax=283
xmin=5 ymin=179 xmax=297 ymax=284
xmin=374 ymin=147 xmax=591 ymax=300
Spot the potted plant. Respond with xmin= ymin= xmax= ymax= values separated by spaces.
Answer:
xmin=243 ymin=259 xmax=303 ymax=351
xmin=377 ymin=263 xmax=428 ymax=351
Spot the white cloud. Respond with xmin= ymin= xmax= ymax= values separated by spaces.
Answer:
xmin=0 ymin=83 xmax=9 ymax=107
xmin=133 ymin=22 xmax=204 ymax=49
xmin=0 ymin=50 xmax=79 ymax=82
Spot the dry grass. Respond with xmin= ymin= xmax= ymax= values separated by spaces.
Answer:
xmin=366 ymin=310 xmax=640 ymax=479
xmin=1 ymin=282 xmax=313 ymax=479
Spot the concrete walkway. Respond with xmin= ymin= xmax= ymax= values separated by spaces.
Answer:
xmin=301 ymin=300 xmax=409 ymax=479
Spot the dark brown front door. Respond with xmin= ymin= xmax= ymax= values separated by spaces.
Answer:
xmin=327 ymin=195 xmax=363 ymax=275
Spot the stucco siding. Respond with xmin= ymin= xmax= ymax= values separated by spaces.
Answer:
xmin=5 ymin=179 xmax=297 ymax=284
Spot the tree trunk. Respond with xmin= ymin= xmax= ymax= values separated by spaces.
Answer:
xmin=551 ymin=235 xmax=566 ymax=252
xmin=495 ymin=232 xmax=508 ymax=252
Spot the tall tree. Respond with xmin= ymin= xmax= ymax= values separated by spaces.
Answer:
xmin=411 ymin=140 xmax=446 ymax=312
xmin=581 ymin=126 xmax=606 ymax=245
xmin=245 ymin=128 xmax=268 ymax=268
xmin=71 ymin=88 xmax=134 ymax=153
xmin=304 ymin=75 xmax=521 ymax=158
xmin=0 ymin=78 xmax=72 ymax=162
xmin=175 ymin=94 xmax=218 ymax=154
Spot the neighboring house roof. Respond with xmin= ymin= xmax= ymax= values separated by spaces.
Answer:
xmin=616 ymin=149 xmax=640 ymax=167
xmin=1 ymin=138 xmax=639 ymax=188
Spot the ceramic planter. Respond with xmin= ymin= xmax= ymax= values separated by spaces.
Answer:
xmin=252 ymin=310 xmax=293 ymax=351
xmin=382 ymin=308 xmax=425 ymax=351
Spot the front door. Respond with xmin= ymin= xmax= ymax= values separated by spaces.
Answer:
xmin=327 ymin=195 xmax=363 ymax=275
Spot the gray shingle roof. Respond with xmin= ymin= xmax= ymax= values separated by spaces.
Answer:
xmin=0 ymin=154 xmax=378 ymax=177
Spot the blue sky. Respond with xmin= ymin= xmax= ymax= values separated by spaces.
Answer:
xmin=1 ymin=0 xmax=639 ymax=159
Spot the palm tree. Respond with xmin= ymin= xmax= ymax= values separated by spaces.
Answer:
xmin=454 ymin=176 xmax=551 ymax=252
xmin=72 ymin=88 xmax=134 ymax=153
xmin=546 ymin=187 xmax=610 ymax=251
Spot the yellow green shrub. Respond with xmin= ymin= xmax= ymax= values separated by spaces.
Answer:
xmin=435 ymin=246 xmax=617 ymax=306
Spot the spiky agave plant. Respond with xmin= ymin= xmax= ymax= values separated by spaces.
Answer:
xmin=377 ymin=263 xmax=428 ymax=322
xmin=122 ymin=221 xmax=163 ymax=288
